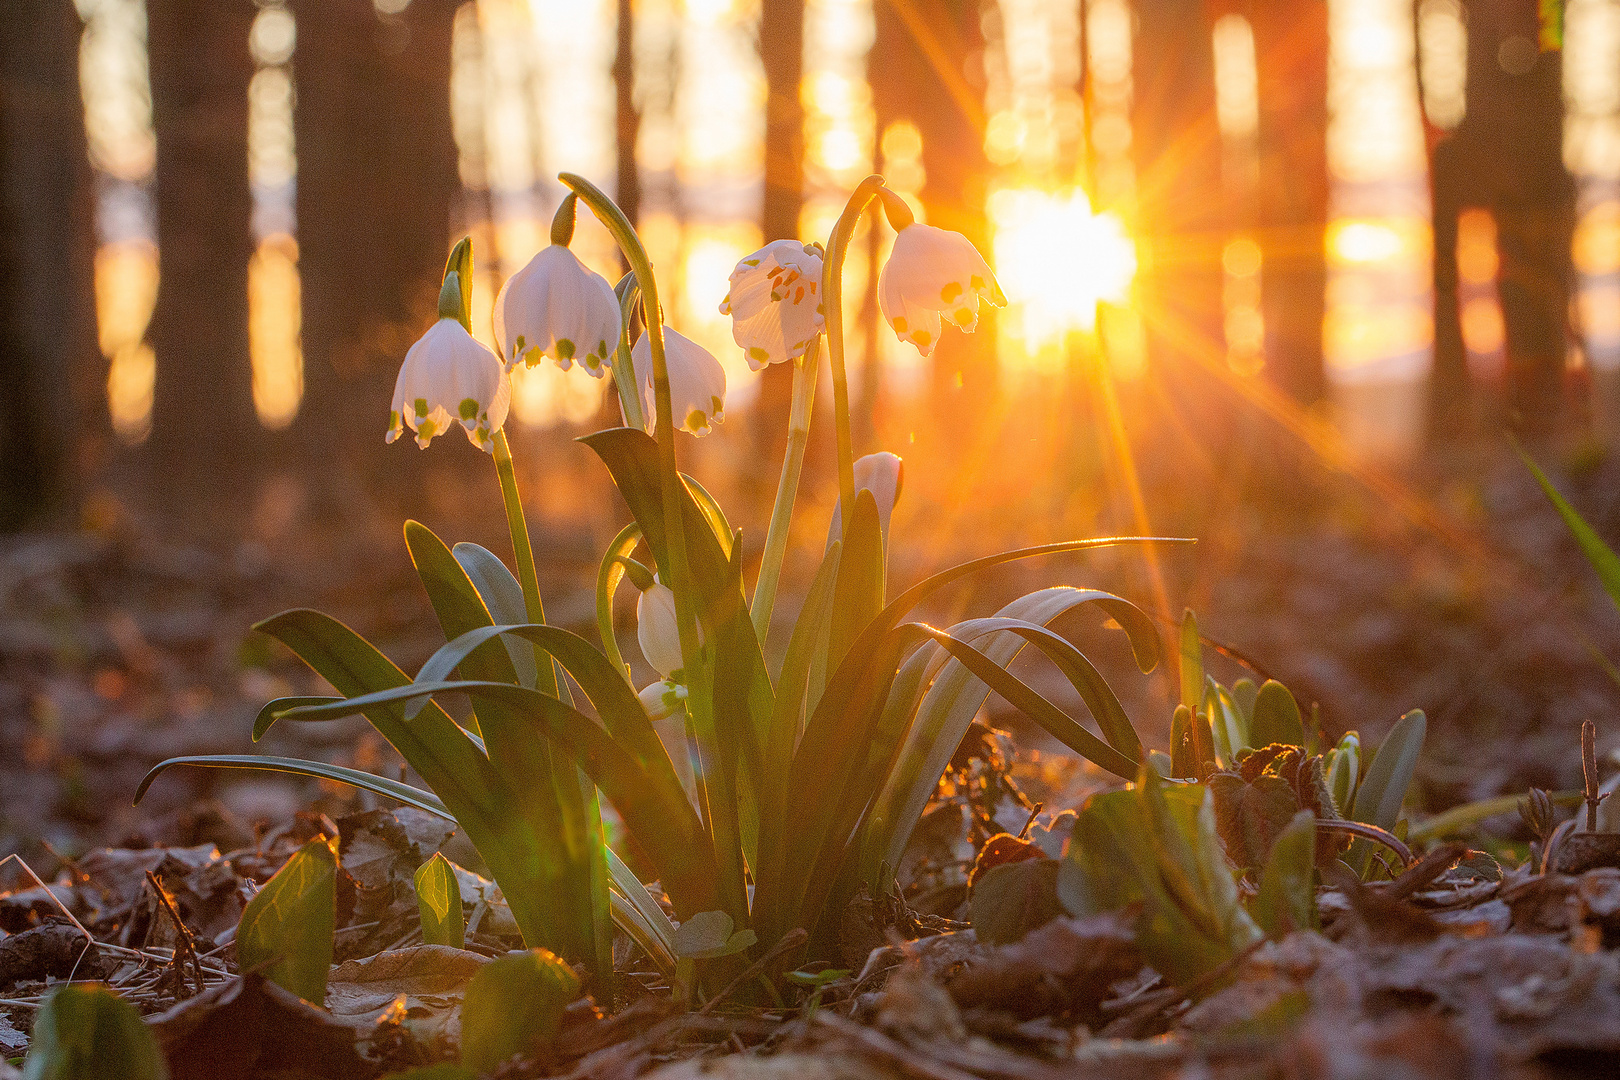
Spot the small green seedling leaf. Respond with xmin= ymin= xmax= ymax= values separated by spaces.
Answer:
xmin=1519 ymin=443 xmax=1620 ymax=609
xmin=969 ymin=858 xmax=1064 ymax=945
xmin=1179 ymin=609 xmax=1203 ymax=711
xmin=460 ymin=948 xmax=581 ymax=1075
xmin=1349 ymin=710 xmax=1425 ymax=875
xmin=23 ymin=983 xmax=168 ymax=1080
xmin=1325 ymin=732 xmax=1359 ymax=815
xmin=785 ymin=968 xmax=850 ymax=987
xmin=671 ymin=910 xmax=757 ymax=960
xmin=237 ymin=837 xmax=336 ymax=1005
xmin=415 ymin=852 xmax=464 ymax=949
xmin=1248 ymin=681 xmax=1304 ymax=749
xmin=1231 ymin=678 xmax=1258 ymax=723
xmin=1251 ymin=809 xmax=1318 ymax=937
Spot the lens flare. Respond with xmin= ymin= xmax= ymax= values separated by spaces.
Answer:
xmin=991 ymin=188 xmax=1136 ymax=345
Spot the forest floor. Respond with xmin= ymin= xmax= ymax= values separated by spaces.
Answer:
xmin=4 ymin=412 xmax=1620 ymax=1077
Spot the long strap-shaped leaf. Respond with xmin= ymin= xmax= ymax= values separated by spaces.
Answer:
xmin=788 ymin=623 xmax=1142 ymax=942
xmin=276 ymin=681 xmax=719 ymax=917
xmin=854 ymin=589 xmax=1154 ymax=887
xmin=136 ymin=755 xmax=456 ymax=818
xmin=254 ymin=609 xmax=503 ymax=814
xmin=415 ymin=623 xmax=686 ymax=802
xmin=454 ymin=541 xmax=542 ymax=689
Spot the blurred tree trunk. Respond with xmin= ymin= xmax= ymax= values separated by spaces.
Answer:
xmin=872 ymin=0 xmax=995 ymax=441
xmin=1440 ymin=0 xmax=1574 ymax=434
xmin=1426 ymin=119 xmax=1472 ymax=440
xmin=144 ymin=0 xmax=263 ymax=501
xmin=753 ymin=0 xmax=806 ymax=467
xmin=0 ymin=0 xmax=98 ymax=528
xmin=1131 ymin=0 xmax=1224 ymax=382
xmin=615 ymin=0 xmax=640 ymax=227
xmin=290 ymin=0 xmax=460 ymax=471
xmin=1249 ymin=0 xmax=1329 ymax=405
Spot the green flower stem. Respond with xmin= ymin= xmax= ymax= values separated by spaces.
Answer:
xmin=821 ymin=174 xmax=886 ymax=530
xmin=611 ymin=273 xmax=647 ymax=431
xmin=750 ymin=341 xmax=820 ymax=644
xmin=492 ymin=429 xmax=557 ymax=697
xmin=561 ymin=172 xmax=748 ymax=925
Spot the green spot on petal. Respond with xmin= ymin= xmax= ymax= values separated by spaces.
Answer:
xmin=459 ymin=397 xmax=478 ymax=421
xmin=414 ymin=398 xmax=429 ymax=418
xmin=913 ymin=330 xmax=931 ymax=347
xmin=687 ymin=408 xmax=706 ymax=431
xmin=941 ymin=281 xmax=963 ymax=303
xmin=556 ymin=338 xmax=575 ymax=359
xmin=748 ymin=346 xmax=769 ymax=362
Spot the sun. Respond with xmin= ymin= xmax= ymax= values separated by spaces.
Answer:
xmin=990 ymin=188 xmax=1137 ymax=342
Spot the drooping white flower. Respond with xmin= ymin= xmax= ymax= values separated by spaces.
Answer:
xmin=877 ymin=223 xmax=1005 ymax=357
xmin=630 ymin=327 xmax=726 ymax=436
xmin=493 ymin=245 xmax=622 ymax=377
xmin=638 ymin=678 xmax=689 ymax=721
xmin=387 ymin=317 xmax=511 ymax=452
xmin=719 ymin=239 xmax=825 ymax=370
xmin=636 ymin=576 xmax=692 ymax=679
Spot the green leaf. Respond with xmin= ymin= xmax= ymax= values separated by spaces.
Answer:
xmin=681 ymin=473 xmax=735 ymax=559
xmin=1206 ymin=679 xmax=1248 ymax=763
xmin=405 ymin=520 xmax=533 ymax=720
xmin=1231 ymin=678 xmax=1258 ymax=723
xmin=414 ymin=623 xmax=686 ymax=803
xmin=919 ymin=627 xmax=1140 ymax=780
xmin=1169 ymin=704 xmax=1195 ymax=778
xmin=857 ymin=587 xmax=1152 ymax=895
xmin=1248 ymin=681 xmax=1304 ymax=748
xmin=969 ymin=859 xmax=1063 ymax=945
xmin=1252 ymin=810 xmax=1318 ymax=937
xmin=1325 ymin=732 xmax=1359 ymax=815
xmin=606 ymin=847 xmax=678 ymax=974
xmin=459 ymin=949 xmax=580 ymax=1075
xmin=1519 ymin=442 xmax=1620 ymax=608
xmin=277 ymin=680 xmax=719 ymax=918
xmin=823 ymin=489 xmax=886 ymax=685
xmin=1350 ymin=710 xmax=1425 ymax=833
xmin=415 ymin=852 xmax=465 ymax=949
xmin=1179 ymin=609 xmax=1203 ymax=711
xmin=136 ymin=756 xmax=453 ymax=820
xmin=253 ymin=697 xmax=342 ymax=741
xmin=454 ymin=542 xmax=540 ymax=689
xmin=579 ymin=428 xmax=733 ymax=620
xmin=671 ymin=910 xmax=757 ymax=959
xmin=237 ymin=838 xmax=336 ymax=1004
xmin=22 ymin=983 xmax=168 ymax=1080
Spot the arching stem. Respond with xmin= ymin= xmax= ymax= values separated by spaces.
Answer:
xmin=751 ymin=340 xmax=820 ymax=643
xmin=820 ymin=174 xmax=887 ymax=529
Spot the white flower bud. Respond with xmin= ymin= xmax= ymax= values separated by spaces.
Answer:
xmin=877 ymin=223 xmax=1005 ymax=357
xmin=493 ymin=245 xmax=623 ymax=377
xmin=635 ymin=576 xmax=687 ymax=679
xmin=828 ymin=451 xmax=904 ymax=546
xmin=630 ymin=327 xmax=727 ymax=436
xmin=387 ymin=318 xmax=511 ymax=452
xmin=719 ymin=239 xmax=825 ymax=370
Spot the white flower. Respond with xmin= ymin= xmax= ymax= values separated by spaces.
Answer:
xmin=638 ymin=678 xmax=689 ymax=721
xmin=719 ymin=239 xmax=825 ymax=370
xmin=828 ymin=452 xmax=904 ymax=546
xmin=387 ymin=318 xmax=511 ymax=452
xmin=493 ymin=245 xmax=622 ymax=377
xmin=636 ymin=576 xmax=696 ymax=679
xmin=877 ymin=223 xmax=1005 ymax=357
xmin=630 ymin=327 xmax=726 ymax=436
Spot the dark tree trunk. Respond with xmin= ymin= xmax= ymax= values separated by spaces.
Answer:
xmin=289 ymin=0 xmax=460 ymax=469
xmin=1250 ymin=0 xmax=1329 ymax=405
xmin=0 ymin=0 xmax=98 ymax=528
xmin=753 ymin=0 xmax=806 ymax=466
xmin=871 ymin=0 xmax=995 ymax=434
xmin=1131 ymin=0 xmax=1225 ymax=380
xmin=1447 ymin=0 xmax=1575 ymax=433
xmin=1427 ymin=130 xmax=1472 ymax=440
xmin=144 ymin=0 xmax=263 ymax=502
xmin=615 ymin=0 xmax=640 ymax=227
